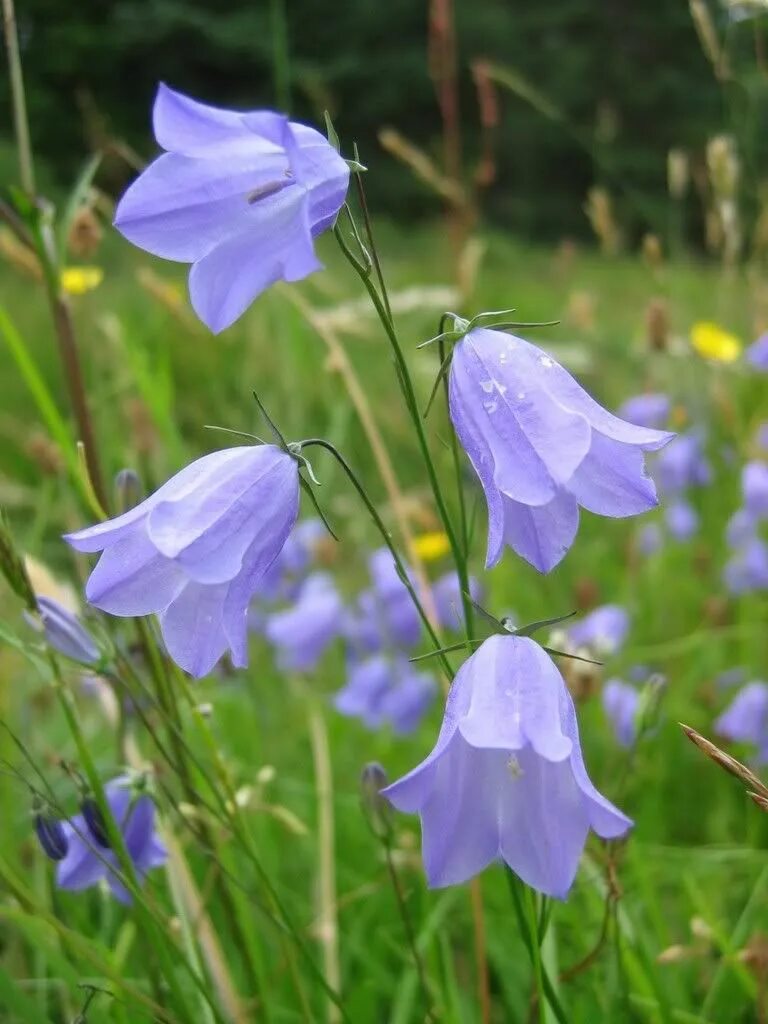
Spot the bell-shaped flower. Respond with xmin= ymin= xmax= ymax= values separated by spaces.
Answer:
xmin=746 ymin=334 xmax=768 ymax=371
xmin=334 ymin=653 xmax=436 ymax=734
xmin=448 ymin=328 xmax=672 ymax=572
xmin=366 ymin=549 xmax=421 ymax=648
xmin=334 ymin=654 xmax=393 ymax=728
xmin=743 ymin=462 xmax=768 ymax=519
xmin=65 ymin=445 xmax=299 ymax=677
xmin=567 ymin=604 xmax=629 ymax=656
xmin=265 ymin=572 xmax=342 ymax=672
xmin=602 ymin=679 xmax=639 ymax=747
xmin=617 ymin=392 xmax=671 ymax=429
xmin=665 ymin=499 xmax=699 ymax=542
xmin=26 ymin=596 xmax=100 ymax=665
xmin=726 ymin=507 xmax=758 ymax=549
xmin=377 ymin=662 xmax=437 ymax=734
xmin=383 ymin=634 xmax=632 ymax=897
xmin=432 ymin=571 xmax=482 ymax=630
xmin=724 ymin=537 xmax=768 ymax=595
xmin=114 ymin=84 xmax=350 ymax=333
xmin=56 ymin=778 xmax=167 ymax=903
xmin=715 ymin=681 xmax=768 ymax=761
xmin=654 ymin=431 xmax=711 ymax=496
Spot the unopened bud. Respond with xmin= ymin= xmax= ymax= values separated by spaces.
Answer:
xmin=360 ymin=762 xmax=392 ymax=838
xmin=34 ymin=810 xmax=69 ymax=861
xmin=81 ymin=796 xmax=111 ymax=848
xmin=114 ymin=468 xmax=142 ymax=513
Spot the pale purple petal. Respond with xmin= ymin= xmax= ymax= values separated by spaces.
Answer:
xmin=159 ymin=581 xmax=230 ymax=677
xmin=569 ymin=433 xmax=659 ymax=517
xmin=501 ymin=489 xmax=579 ymax=573
xmin=86 ymin=529 xmax=186 ymax=616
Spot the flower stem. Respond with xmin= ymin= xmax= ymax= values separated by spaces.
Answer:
xmin=1 ymin=0 xmax=35 ymax=195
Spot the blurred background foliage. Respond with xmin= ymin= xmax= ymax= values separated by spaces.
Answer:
xmin=3 ymin=1 xmax=766 ymax=240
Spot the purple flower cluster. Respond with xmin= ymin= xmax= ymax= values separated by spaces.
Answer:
xmin=716 ymin=681 xmax=768 ymax=762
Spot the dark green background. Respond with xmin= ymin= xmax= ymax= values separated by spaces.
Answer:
xmin=3 ymin=1 xmax=767 ymax=240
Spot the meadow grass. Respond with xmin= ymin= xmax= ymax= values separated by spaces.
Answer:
xmin=0 ymin=219 xmax=767 ymax=1024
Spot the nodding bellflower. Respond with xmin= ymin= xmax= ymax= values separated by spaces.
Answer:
xmin=715 ymin=681 xmax=768 ymax=762
xmin=265 ymin=572 xmax=342 ymax=671
xmin=26 ymin=596 xmax=100 ymax=665
xmin=334 ymin=654 xmax=436 ymax=734
xmin=617 ymin=392 xmax=671 ymax=430
xmin=114 ymin=84 xmax=350 ymax=333
xmin=65 ymin=445 xmax=299 ymax=677
xmin=602 ymin=679 xmax=639 ymax=747
xmin=448 ymin=328 xmax=672 ymax=572
xmin=654 ymin=431 xmax=711 ymax=496
xmin=665 ymin=499 xmax=699 ymax=542
xmin=724 ymin=537 xmax=768 ymax=595
xmin=56 ymin=778 xmax=167 ymax=903
xmin=743 ymin=461 xmax=768 ymax=519
xmin=383 ymin=635 xmax=632 ymax=897
xmin=567 ymin=604 xmax=629 ymax=656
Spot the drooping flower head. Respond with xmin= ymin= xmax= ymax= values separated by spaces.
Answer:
xmin=617 ymin=392 xmax=671 ymax=430
xmin=448 ymin=327 xmax=672 ymax=572
xmin=334 ymin=654 xmax=437 ymax=734
xmin=567 ymin=604 xmax=629 ymax=656
xmin=726 ymin=507 xmax=758 ymax=549
xmin=25 ymin=596 xmax=100 ymax=665
xmin=114 ymin=84 xmax=350 ymax=333
xmin=715 ymin=681 xmax=768 ymax=762
xmin=602 ymin=679 xmax=639 ymax=747
xmin=383 ymin=634 xmax=632 ymax=897
xmin=65 ymin=445 xmax=299 ymax=677
xmin=723 ymin=537 xmax=768 ymax=595
xmin=653 ymin=431 xmax=712 ymax=496
xmin=742 ymin=461 xmax=768 ymax=519
xmin=56 ymin=778 xmax=167 ymax=903
xmin=265 ymin=572 xmax=342 ymax=672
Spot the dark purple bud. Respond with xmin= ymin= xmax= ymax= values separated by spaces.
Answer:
xmin=34 ymin=812 xmax=69 ymax=861
xmin=81 ymin=796 xmax=111 ymax=848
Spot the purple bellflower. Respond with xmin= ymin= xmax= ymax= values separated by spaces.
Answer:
xmin=724 ymin=537 xmax=768 ymax=595
xmin=746 ymin=334 xmax=768 ymax=371
xmin=383 ymin=635 xmax=632 ymax=897
xmin=265 ymin=572 xmax=342 ymax=671
xmin=636 ymin=521 xmax=664 ymax=556
xmin=715 ymin=681 xmax=768 ymax=762
xmin=334 ymin=654 xmax=393 ymax=728
xmin=756 ymin=423 xmax=768 ymax=454
xmin=726 ymin=508 xmax=758 ymax=549
xmin=65 ymin=445 xmax=299 ymax=677
xmin=665 ymin=499 xmax=699 ymax=542
xmin=26 ymin=597 xmax=100 ymax=665
xmin=654 ymin=431 xmax=711 ymax=496
xmin=114 ymin=84 xmax=350 ymax=333
xmin=366 ymin=549 xmax=422 ymax=649
xmin=334 ymin=654 xmax=436 ymax=734
xmin=377 ymin=662 xmax=438 ymax=735
xmin=602 ymin=679 xmax=639 ymax=747
xmin=567 ymin=604 xmax=629 ymax=656
xmin=743 ymin=462 xmax=768 ymax=519
xmin=432 ymin=571 xmax=482 ymax=630
xmin=448 ymin=328 xmax=672 ymax=573
xmin=56 ymin=779 xmax=167 ymax=903
xmin=617 ymin=393 xmax=671 ymax=430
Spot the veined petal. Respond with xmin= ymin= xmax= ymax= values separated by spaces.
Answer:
xmin=289 ymin=122 xmax=350 ymax=233
xmin=189 ymin=186 xmax=321 ymax=333
xmin=568 ymin=433 xmax=659 ymax=517
xmin=56 ymin=818 xmax=107 ymax=890
xmin=501 ymin=490 xmax=579 ymax=573
xmin=86 ymin=529 xmax=187 ymax=616
xmin=159 ymin=581 xmax=230 ymax=677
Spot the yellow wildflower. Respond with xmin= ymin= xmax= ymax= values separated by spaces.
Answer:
xmin=412 ymin=531 xmax=450 ymax=562
xmin=690 ymin=321 xmax=742 ymax=363
xmin=61 ymin=266 xmax=103 ymax=296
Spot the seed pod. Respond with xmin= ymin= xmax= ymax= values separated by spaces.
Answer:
xmin=34 ymin=812 xmax=69 ymax=861
xmin=81 ymin=796 xmax=111 ymax=848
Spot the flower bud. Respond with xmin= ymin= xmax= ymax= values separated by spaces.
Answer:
xmin=26 ymin=597 xmax=100 ymax=665
xmin=360 ymin=762 xmax=392 ymax=838
xmin=114 ymin=468 xmax=142 ymax=513
xmin=34 ymin=811 xmax=69 ymax=861
xmin=81 ymin=796 xmax=111 ymax=848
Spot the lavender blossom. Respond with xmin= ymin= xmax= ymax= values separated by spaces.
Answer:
xmin=265 ymin=573 xmax=342 ymax=671
xmin=334 ymin=655 xmax=393 ymax=728
xmin=617 ymin=393 xmax=671 ymax=429
xmin=114 ymin=84 xmax=350 ymax=333
xmin=602 ymin=679 xmax=639 ymax=747
xmin=726 ymin=508 xmax=758 ymax=549
xmin=743 ymin=462 xmax=768 ymax=519
xmin=56 ymin=779 xmax=167 ymax=903
xmin=567 ymin=604 xmax=629 ymax=656
xmin=654 ymin=432 xmax=711 ymax=496
xmin=715 ymin=681 xmax=768 ymax=761
xmin=746 ymin=333 xmax=768 ymax=371
xmin=367 ymin=549 xmax=421 ymax=649
xmin=665 ymin=499 xmax=699 ymax=542
xmin=383 ymin=635 xmax=631 ymax=896
xmin=432 ymin=571 xmax=482 ymax=630
xmin=26 ymin=597 xmax=100 ymax=665
xmin=448 ymin=328 xmax=672 ymax=572
xmin=724 ymin=538 xmax=768 ymax=594
xmin=377 ymin=662 xmax=438 ymax=734
xmin=636 ymin=521 xmax=664 ymax=556
xmin=65 ymin=445 xmax=299 ymax=677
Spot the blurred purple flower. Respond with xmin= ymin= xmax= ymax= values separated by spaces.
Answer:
xmin=636 ymin=521 xmax=664 ymax=556
xmin=602 ymin=679 xmax=639 ymax=747
xmin=716 ymin=681 xmax=768 ymax=761
xmin=334 ymin=654 xmax=393 ymax=728
xmin=432 ymin=571 xmax=482 ymax=630
xmin=654 ymin=432 xmax=711 ymax=496
xmin=383 ymin=634 xmax=631 ymax=896
xmin=567 ymin=604 xmax=629 ymax=655
xmin=448 ymin=328 xmax=671 ymax=573
xmin=65 ymin=445 xmax=299 ymax=677
xmin=377 ymin=662 xmax=438 ymax=734
xmin=25 ymin=597 xmax=100 ymax=665
xmin=617 ymin=392 xmax=671 ymax=429
xmin=743 ymin=461 xmax=768 ymax=519
xmin=726 ymin=507 xmax=758 ymax=549
xmin=367 ymin=549 xmax=421 ymax=648
xmin=716 ymin=667 xmax=747 ymax=689
xmin=114 ymin=84 xmax=350 ymax=333
xmin=723 ymin=537 xmax=768 ymax=594
xmin=746 ymin=333 xmax=768 ymax=371
xmin=665 ymin=499 xmax=699 ymax=542
xmin=756 ymin=423 xmax=768 ymax=454
xmin=56 ymin=779 xmax=167 ymax=903
xmin=265 ymin=572 xmax=342 ymax=671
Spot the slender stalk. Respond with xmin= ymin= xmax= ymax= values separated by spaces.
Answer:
xmin=269 ymin=0 xmax=291 ymax=111
xmin=1 ymin=0 xmax=35 ymax=194
xmin=301 ymin=680 xmax=342 ymax=1022
xmin=526 ymin=889 xmax=546 ymax=1024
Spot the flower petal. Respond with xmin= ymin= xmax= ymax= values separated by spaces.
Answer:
xmin=289 ymin=122 xmax=350 ymax=233
xmin=158 ymin=581 xmax=230 ymax=677
xmin=86 ymin=529 xmax=187 ymax=616
xmin=568 ymin=433 xmax=658 ymax=517
xmin=501 ymin=490 xmax=579 ymax=573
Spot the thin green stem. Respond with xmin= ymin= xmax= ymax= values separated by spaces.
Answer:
xmin=1 ymin=0 xmax=35 ymax=194
xmin=269 ymin=0 xmax=291 ymax=111
xmin=526 ymin=889 xmax=547 ymax=1024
